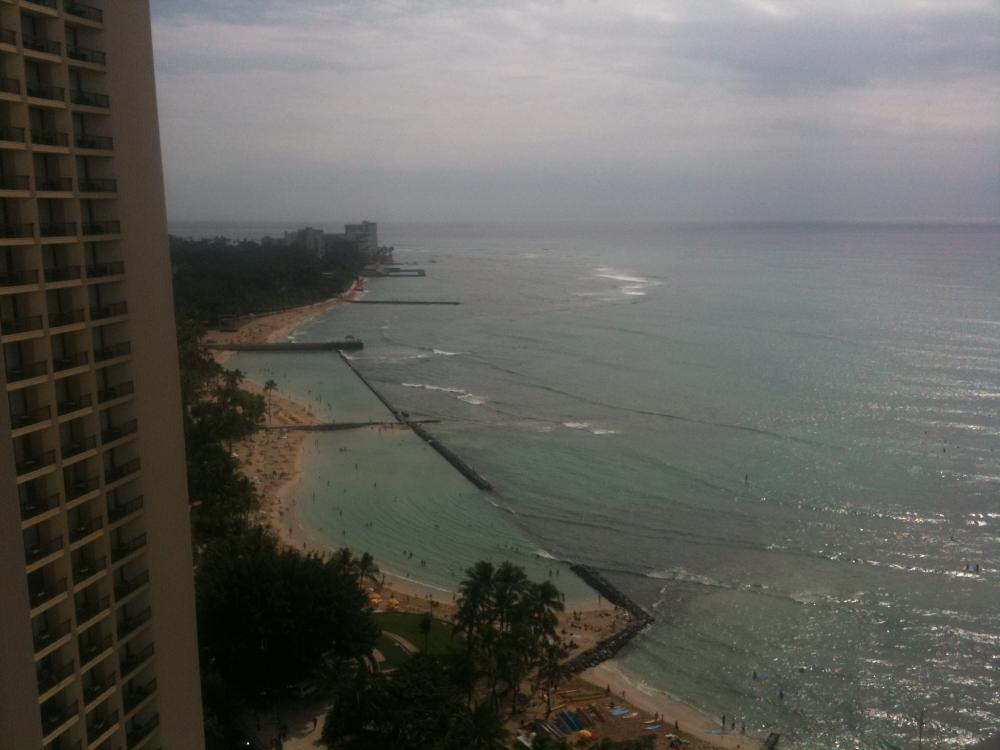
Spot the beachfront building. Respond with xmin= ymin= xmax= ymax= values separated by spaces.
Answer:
xmin=345 ymin=220 xmax=378 ymax=259
xmin=0 ymin=2 xmax=204 ymax=748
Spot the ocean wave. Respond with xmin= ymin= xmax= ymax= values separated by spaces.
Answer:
xmin=433 ymin=349 xmax=461 ymax=356
xmin=402 ymin=382 xmax=487 ymax=406
xmin=593 ymin=267 xmax=663 ymax=298
xmin=562 ymin=421 xmax=620 ymax=436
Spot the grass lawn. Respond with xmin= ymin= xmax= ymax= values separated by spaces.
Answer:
xmin=374 ymin=633 xmax=413 ymax=671
xmin=373 ymin=612 xmax=464 ymax=656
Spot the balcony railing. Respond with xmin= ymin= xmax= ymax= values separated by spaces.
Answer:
xmin=118 ymin=607 xmax=152 ymax=640
xmin=73 ymin=555 xmax=107 ymax=583
xmin=33 ymin=619 xmax=71 ymax=653
xmin=0 ymin=76 xmax=20 ymax=95
xmin=106 ymin=459 xmax=141 ymax=485
xmin=87 ymin=711 xmax=119 ymax=744
xmin=79 ymin=177 xmax=117 ymax=193
xmin=114 ymin=568 xmax=149 ymax=599
xmin=0 ymin=223 xmax=33 ymax=238
xmin=45 ymin=265 xmax=81 ymax=282
xmin=94 ymin=342 xmax=130 ymax=362
xmin=0 ymin=174 xmax=29 ymax=190
xmin=33 ymin=129 xmax=69 ymax=147
xmin=39 ymin=221 xmax=77 ymax=237
xmin=75 ymin=133 xmax=112 ymax=150
xmin=2 ymin=314 xmax=44 ymax=335
xmin=82 ymin=669 xmax=116 ymax=704
xmin=41 ymin=700 xmax=79 ymax=736
xmin=66 ymin=476 xmax=99 ymax=500
xmin=62 ymin=435 xmax=97 ymax=460
xmin=124 ymin=678 xmax=157 ymax=714
xmin=25 ymin=533 xmax=63 ymax=564
xmin=22 ymin=34 xmax=61 ymax=55
xmin=29 ymin=577 xmax=67 ymax=609
xmin=0 ymin=268 xmax=38 ymax=286
xmin=26 ymin=83 xmax=65 ymax=102
xmin=67 ymin=46 xmax=106 ymax=66
xmin=53 ymin=351 xmax=89 ymax=372
xmin=87 ymin=261 xmax=124 ymax=278
xmin=127 ymin=714 xmax=160 ymax=749
xmin=0 ymin=28 xmax=15 ymax=46
xmin=78 ymin=633 xmax=112 ymax=665
xmin=0 ymin=124 xmax=25 ymax=142
xmin=65 ymin=2 xmax=103 ymax=23
xmin=11 ymin=404 xmax=51 ymax=429
xmin=36 ymin=175 xmax=73 ymax=192
xmin=91 ymin=301 xmax=127 ymax=321
xmin=16 ymin=449 xmax=56 ymax=477
xmin=82 ymin=220 xmax=120 ymax=235
xmin=71 ymin=89 xmax=108 ymax=108
xmin=98 ymin=380 xmax=134 ymax=403
xmin=25 ymin=0 xmax=57 ymax=8
xmin=37 ymin=659 xmax=74 ymax=694
xmin=20 ymin=491 xmax=60 ymax=522
xmin=103 ymin=419 xmax=137 ymax=443
xmin=120 ymin=644 xmax=154 ymax=678
xmin=69 ymin=514 xmax=103 ymax=542
xmin=57 ymin=393 xmax=93 ymax=416
xmin=76 ymin=594 xmax=110 ymax=624
xmin=111 ymin=531 xmax=146 ymax=562
xmin=48 ymin=308 xmax=85 ymax=328
xmin=6 ymin=360 xmax=47 ymax=382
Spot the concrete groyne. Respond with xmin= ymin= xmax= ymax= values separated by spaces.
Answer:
xmin=408 ymin=421 xmax=494 ymax=492
xmin=563 ymin=565 xmax=655 ymax=676
xmin=207 ymin=340 xmax=363 ymax=352
xmin=349 ymin=300 xmax=460 ymax=305
xmin=265 ymin=420 xmax=440 ymax=432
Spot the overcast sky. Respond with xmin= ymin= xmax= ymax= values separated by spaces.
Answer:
xmin=150 ymin=0 xmax=999 ymax=223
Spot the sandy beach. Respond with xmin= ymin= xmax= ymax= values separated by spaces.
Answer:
xmin=210 ymin=289 xmax=750 ymax=750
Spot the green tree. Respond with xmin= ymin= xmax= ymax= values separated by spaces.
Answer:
xmin=419 ymin=611 xmax=433 ymax=653
xmin=263 ymin=378 xmax=277 ymax=424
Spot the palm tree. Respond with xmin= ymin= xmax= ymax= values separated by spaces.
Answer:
xmin=263 ymin=378 xmax=277 ymax=424
xmin=455 ymin=561 xmax=496 ymax=649
xmin=357 ymin=552 xmax=379 ymax=588
xmin=462 ymin=702 xmax=509 ymax=750
xmin=492 ymin=561 xmax=528 ymax=634
xmin=418 ymin=611 xmax=433 ymax=653
xmin=538 ymin=643 xmax=567 ymax=719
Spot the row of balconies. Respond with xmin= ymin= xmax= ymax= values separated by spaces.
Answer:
xmin=0 ymin=260 xmax=125 ymax=290
xmin=1 ymin=300 xmax=124 ymax=333
xmin=0 ymin=124 xmax=112 ymax=152
xmin=5 ymin=338 xmax=130 ymax=386
xmin=0 ymin=75 xmax=109 ymax=108
xmin=0 ymin=26 xmax=106 ymax=66
xmin=21 ymin=0 xmax=104 ymax=25
xmin=0 ymin=219 xmax=119 ymax=239
xmin=0 ymin=174 xmax=115 ymax=193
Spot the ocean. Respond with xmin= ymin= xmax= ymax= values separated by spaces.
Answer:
xmin=175 ymin=221 xmax=1000 ymax=749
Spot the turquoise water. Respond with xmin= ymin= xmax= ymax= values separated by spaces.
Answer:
xmin=183 ymin=221 xmax=1000 ymax=748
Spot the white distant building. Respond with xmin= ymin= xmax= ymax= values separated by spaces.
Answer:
xmin=345 ymin=221 xmax=378 ymax=259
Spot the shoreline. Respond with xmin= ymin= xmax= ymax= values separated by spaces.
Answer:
xmin=209 ymin=287 xmax=748 ymax=750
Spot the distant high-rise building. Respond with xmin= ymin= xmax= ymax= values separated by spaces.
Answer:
xmin=0 ymin=2 xmax=204 ymax=749
xmin=345 ymin=220 xmax=378 ymax=260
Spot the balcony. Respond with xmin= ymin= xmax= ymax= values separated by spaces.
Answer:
xmin=67 ymin=46 xmax=106 ymax=66
xmin=73 ymin=555 xmax=107 ymax=584
xmin=87 ymin=709 xmax=119 ymax=745
xmin=20 ymin=491 xmax=60 ymax=522
xmin=53 ymin=351 xmax=89 ymax=373
xmin=118 ymin=607 xmax=152 ymax=640
xmin=78 ymin=177 xmax=117 ymax=193
xmin=39 ymin=221 xmax=77 ymax=238
xmin=36 ymin=175 xmax=73 ymax=193
xmin=0 ymin=174 xmax=29 ymax=191
xmin=108 ymin=496 xmax=143 ymax=525
xmin=105 ymin=459 xmax=141 ymax=486
xmin=94 ymin=342 xmax=130 ymax=363
xmin=0 ymin=223 xmax=33 ymax=239
xmin=66 ymin=476 xmax=99 ymax=501
xmin=0 ymin=124 xmax=25 ymax=144
xmin=2 ymin=314 xmax=44 ymax=336
xmin=76 ymin=594 xmax=110 ymax=626
xmin=111 ymin=532 xmax=146 ymax=563
xmin=82 ymin=669 xmax=116 ymax=705
xmin=98 ymin=380 xmax=134 ymax=404
xmin=25 ymin=533 xmax=63 ymax=564
xmin=114 ymin=569 xmax=149 ymax=600
xmin=32 ymin=129 xmax=69 ymax=147
xmin=120 ymin=644 xmax=154 ymax=679
xmin=16 ymin=449 xmax=56 ymax=478
xmin=90 ymin=301 xmax=127 ymax=321
xmin=58 ymin=393 xmax=93 ymax=416
xmin=26 ymin=83 xmax=65 ymax=102
xmin=0 ymin=28 xmax=15 ymax=47
xmin=82 ymin=220 xmax=120 ymax=236
xmin=123 ymin=679 xmax=156 ymax=714
xmin=65 ymin=2 xmax=103 ymax=23
xmin=45 ymin=265 xmax=82 ymax=283
xmin=0 ymin=76 xmax=20 ymax=95
xmin=25 ymin=0 xmax=57 ymax=8
xmin=69 ymin=514 xmax=104 ymax=542
xmin=78 ymin=632 xmax=112 ymax=667
xmin=11 ymin=404 xmax=51 ymax=429
xmin=71 ymin=89 xmax=108 ymax=109
xmin=22 ymin=34 xmax=61 ymax=56
xmin=102 ymin=419 xmax=137 ymax=444
xmin=48 ymin=308 xmax=85 ymax=328
xmin=62 ymin=435 xmax=97 ymax=460
xmin=37 ymin=659 xmax=74 ymax=694
xmin=87 ymin=261 xmax=124 ymax=279
xmin=0 ymin=268 xmax=39 ymax=286
xmin=29 ymin=577 xmax=67 ymax=610
xmin=33 ymin=619 xmax=71 ymax=653
xmin=6 ymin=360 xmax=47 ymax=383
xmin=41 ymin=700 xmax=79 ymax=738
xmin=127 ymin=714 xmax=159 ymax=749
xmin=75 ymin=133 xmax=112 ymax=151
